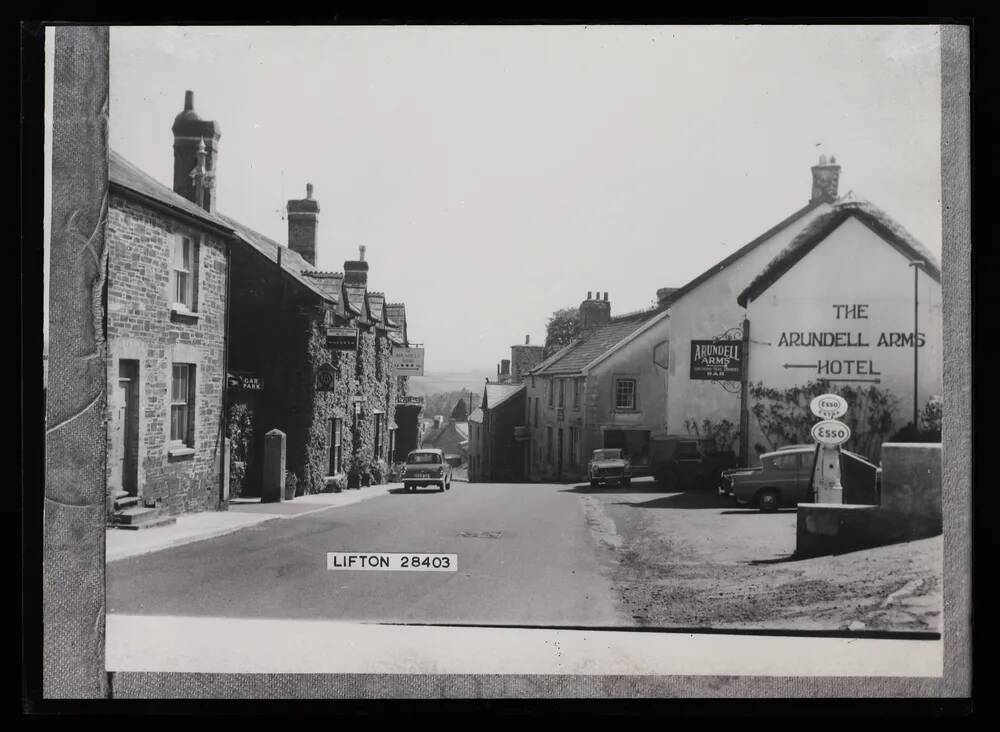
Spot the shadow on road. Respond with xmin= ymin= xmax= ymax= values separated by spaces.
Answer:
xmin=613 ymin=491 xmax=732 ymax=510
xmin=561 ymin=481 xmax=665 ymax=495
xmin=720 ymin=508 xmax=798 ymax=515
xmin=387 ymin=487 xmax=446 ymax=495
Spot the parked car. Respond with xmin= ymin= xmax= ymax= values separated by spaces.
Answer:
xmin=588 ymin=448 xmax=632 ymax=488
xmin=402 ymin=448 xmax=453 ymax=492
xmin=651 ymin=437 xmax=738 ymax=491
xmin=719 ymin=445 xmax=880 ymax=511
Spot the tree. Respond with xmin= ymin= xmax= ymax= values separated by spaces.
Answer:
xmin=544 ymin=307 xmax=581 ymax=357
xmin=450 ymin=398 xmax=468 ymax=421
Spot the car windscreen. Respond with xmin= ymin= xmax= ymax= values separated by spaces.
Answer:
xmin=593 ymin=449 xmax=622 ymax=461
xmin=407 ymin=452 xmax=441 ymax=464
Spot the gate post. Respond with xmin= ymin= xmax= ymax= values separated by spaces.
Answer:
xmin=262 ymin=429 xmax=286 ymax=503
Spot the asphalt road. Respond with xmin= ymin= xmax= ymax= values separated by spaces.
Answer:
xmin=107 ymin=481 xmax=626 ymax=627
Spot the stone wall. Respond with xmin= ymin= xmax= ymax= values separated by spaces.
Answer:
xmin=105 ymin=193 xmax=227 ymax=515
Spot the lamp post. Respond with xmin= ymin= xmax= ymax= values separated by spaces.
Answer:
xmin=908 ymin=260 xmax=925 ymax=432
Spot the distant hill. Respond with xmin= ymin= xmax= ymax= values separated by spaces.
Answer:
xmin=407 ymin=372 xmax=490 ymax=398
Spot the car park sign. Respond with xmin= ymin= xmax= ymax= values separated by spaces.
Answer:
xmin=811 ymin=419 xmax=851 ymax=446
xmin=810 ymin=393 xmax=848 ymax=420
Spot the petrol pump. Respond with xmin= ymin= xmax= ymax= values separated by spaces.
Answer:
xmin=809 ymin=394 xmax=851 ymax=504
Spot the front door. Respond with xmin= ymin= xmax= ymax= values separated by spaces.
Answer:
xmin=114 ymin=361 xmax=140 ymax=497
xmin=557 ymin=428 xmax=564 ymax=481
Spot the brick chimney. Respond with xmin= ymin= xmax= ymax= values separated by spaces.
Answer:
xmin=579 ymin=291 xmax=611 ymax=330
xmin=287 ymin=183 xmax=319 ymax=266
xmin=810 ymin=154 xmax=841 ymax=204
xmin=172 ymin=90 xmax=221 ymax=212
xmin=344 ymin=244 xmax=369 ymax=287
xmin=510 ymin=335 xmax=544 ymax=384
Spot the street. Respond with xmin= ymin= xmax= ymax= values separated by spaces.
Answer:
xmin=108 ymin=478 xmax=941 ymax=633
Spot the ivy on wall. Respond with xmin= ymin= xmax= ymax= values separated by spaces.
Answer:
xmin=748 ymin=380 xmax=899 ymax=463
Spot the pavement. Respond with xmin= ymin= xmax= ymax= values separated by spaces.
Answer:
xmin=106 ymin=482 xmax=395 ymax=563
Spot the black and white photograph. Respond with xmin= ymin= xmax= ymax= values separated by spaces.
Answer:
xmin=36 ymin=22 xmax=972 ymax=700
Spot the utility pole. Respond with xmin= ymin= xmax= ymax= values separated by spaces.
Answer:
xmin=908 ymin=260 xmax=925 ymax=431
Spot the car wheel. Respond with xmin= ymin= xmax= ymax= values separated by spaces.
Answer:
xmin=758 ymin=489 xmax=780 ymax=512
xmin=440 ymin=482 xmax=445 ymax=492
xmin=446 ymin=479 xmax=451 ymax=491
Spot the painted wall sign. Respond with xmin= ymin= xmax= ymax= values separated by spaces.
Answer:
xmin=227 ymin=371 xmax=263 ymax=392
xmin=811 ymin=419 xmax=851 ymax=446
xmin=326 ymin=327 xmax=359 ymax=350
xmin=315 ymin=363 xmax=336 ymax=392
xmin=689 ymin=340 xmax=743 ymax=381
xmin=392 ymin=347 xmax=425 ymax=376
xmin=810 ymin=393 xmax=848 ymax=420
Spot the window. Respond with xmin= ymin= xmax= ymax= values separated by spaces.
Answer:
xmin=614 ymin=378 xmax=637 ymax=410
xmin=573 ymin=378 xmax=581 ymax=409
xmin=546 ymin=427 xmax=553 ymax=463
xmin=533 ymin=397 xmax=538 ymax=428
xmin=408 ymin=451 xmax=442 ymax=464
xmin=329 ymin=418 xmax=343 ymax=474
xmin=548 ymin=379 xmax=554 ymax=407
xmin=558 ymin=378 xmax=565 ymax=407
xmin=171 ymin=234 xmax=196 ymax=311
xmin=772 ymin=453 xmax=800 ymax=471
xmin=170 ymin=364 xmax=195 ymax=446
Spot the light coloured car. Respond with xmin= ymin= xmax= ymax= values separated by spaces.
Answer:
xmin=402 ymin=448 xmax=453 ymax=492
xmin=588 ymin=448 xmax=632 ymax=488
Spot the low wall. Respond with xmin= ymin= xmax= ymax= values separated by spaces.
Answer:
xmin=795 ymin=443 xmax=942 ymax=557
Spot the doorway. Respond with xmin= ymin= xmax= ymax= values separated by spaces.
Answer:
xmin=110 ymin=360 xmax=140 ymax=497
xmin=557 ymin=428 xmax=564 ymax=481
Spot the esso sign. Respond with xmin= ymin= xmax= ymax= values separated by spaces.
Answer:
xmin=811 ymin=419 xmax=851 ymax=446
xmin=810 ymin=394 xmax=848 ymax=420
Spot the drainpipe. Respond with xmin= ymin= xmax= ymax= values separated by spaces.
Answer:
xmin=219 ymin=237 xmax=232 ymax=509
xmin=739 ymin=317 xmax=750 ymax=467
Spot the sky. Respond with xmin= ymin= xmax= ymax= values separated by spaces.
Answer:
xmin=104 ymin=25 xmax=943 ymax=376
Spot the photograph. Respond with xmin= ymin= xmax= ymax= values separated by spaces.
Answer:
xmin=37 ymin=22 xmax=972 ymax=698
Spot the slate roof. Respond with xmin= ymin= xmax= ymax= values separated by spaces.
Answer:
xmin=484 ymin=382 xmax=526 ymax=409
xmin=343 ymin=283 xmax=367 ymax=315
xmin=301 ymin=271 xmax=344 ymax=303
xmin=384 ymin=303 xmax=405 ymax=329
xmin=531 ymin=308 xmax=664 ymax=376
xmin=468 ymin=408 xmax=484 ymax=424
xmin=737 ymin=197 xmax=942 ymax=307
xmin=366 ymin=292 xmax=386 ymax=323
xmin=109 ymin=150 xmax=232 ymax=233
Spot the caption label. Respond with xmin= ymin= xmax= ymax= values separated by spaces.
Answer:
xmin=326 ymin=552 xmax=458 ymax=572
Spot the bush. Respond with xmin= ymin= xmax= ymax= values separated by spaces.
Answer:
xmin=324 ymin=473 xmax=347 ymax=493
xmin=372 ymin=458 xmax=391 ymax=484
xmin=229 ymin=460 xmax=246 ymax=500
xmin=284 ymin=470 xmax=298 ymax=500
xmin=387 ymin=461 xmax=406 ymax=482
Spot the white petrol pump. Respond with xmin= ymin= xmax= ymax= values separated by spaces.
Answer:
xmin=809 ymin=394 xmax=851 ymax=504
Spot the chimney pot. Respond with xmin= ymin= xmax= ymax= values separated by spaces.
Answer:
xmin=525 ymin=335 xmax=530 ymax=345
xmin=306 ymin=183 xmax=313 ymax=199
xmin=359 ymin=245 xmax=366 ymax=262
xmin=587 ymin=291 xmax=592 ymax=300
xmin=184 ymin=90 xmax=194 ymax=111
xmin=604 ymin=292 xmax=608 ymax=301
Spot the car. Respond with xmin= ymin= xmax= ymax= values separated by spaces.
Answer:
xmin=719 ymin=445 xmax=881 ymax=511
xmin=651 ymin=437 xmax=738 ymax=491
xmin=401 ymin=448 xmax=453 ymax=492
xmin=588 ymin=448 xmax=632 ymax=488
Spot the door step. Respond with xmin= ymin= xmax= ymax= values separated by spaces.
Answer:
xmin=112 ymin=506 xmax=176 ymax=530
xmin=113 ymin=493 xmax=140 ymax=510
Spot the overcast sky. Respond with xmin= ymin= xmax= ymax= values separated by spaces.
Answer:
xmin=107 ymin=25 xmax=942 ymax=375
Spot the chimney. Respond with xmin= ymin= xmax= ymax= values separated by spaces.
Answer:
xmin=172 ymin=90 xmax=221 ymax=212
xmin=525 ymin=335 xmax=530 ymax=345
xmin=579 ymin=291 xmax=612 ymax=330
xmin=287 ymin=183 xmax=320 ymax=266
xmin=344 ymin=244 xmax=369 ymax=287
xmin=810 ymin=154 xmax=841 ymax=204
xmin=500 ymin=360 xmax=511 ymax=383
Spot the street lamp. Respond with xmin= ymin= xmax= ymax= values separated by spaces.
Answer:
xmin=908 ymin=260 xmax=925 ymax=433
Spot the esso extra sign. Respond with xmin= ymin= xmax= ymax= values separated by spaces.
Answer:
xmin=810 ymin=394 xmax=848 ymax=420
xmin=811 ymin=419 xmax=851 ymax=447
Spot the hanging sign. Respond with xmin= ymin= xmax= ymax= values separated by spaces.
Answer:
xmin=227 ymin=371 xmax=263 ymax=392
xmin=810 ymin=393 xmax=848 ymax=420
xmin=316 ymin=363 xmax=336 ymax=392
xmin=392 ymin=347 xmax=425 ymax=375
xmin=326 ymin=327 xmax=359 ymax=350
xmin=811 ymin=419 xmax=851 ymax=446
xmin=689 ymin=340 xmax=743 ymax=381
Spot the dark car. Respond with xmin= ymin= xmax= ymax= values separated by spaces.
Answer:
xmin=402 ymin=448 xmax=453 ymax=492
xmin=719 ymin=445 xmax=880 ymax=511
xmin=652 ymin=437 xmax=738 ymax=491
xmin=588 ymin=448 xmax=632 ymax=488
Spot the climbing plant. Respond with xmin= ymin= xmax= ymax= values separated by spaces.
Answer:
xmin=683 ymin=418 xmax=739 ymax=454
xmin=226 ymin=401 xmax=254 ymax=499
xmin=748 ymin=380 xmax=899 ymax=463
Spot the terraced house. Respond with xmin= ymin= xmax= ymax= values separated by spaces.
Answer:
xmin=104 ymin=91 xmax=416 ymax=525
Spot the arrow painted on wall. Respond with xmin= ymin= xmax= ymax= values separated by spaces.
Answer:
xmin=819 ymin=377 xmax=882 ymax=384
xmin=783 ymin=363 xmax=817 ymax=369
